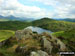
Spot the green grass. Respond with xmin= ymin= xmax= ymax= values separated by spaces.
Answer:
xmin=32 ymin=18 xmax=75 ymax=32
xmin=53 ymin=29 xmax=75 ymax=41
xmin=0 ymin=30 xmax=15 ymax=42
xmin=52 ymin=29 xmax=75 ymax=51
xmin=0 ymin=18 xmax=75 ymax=32
xmin=0 ymin=30 xmax=18 ymax=56
xmin=0 ymin=19 xmax=9 ymax=21
xmin=0 ymin=47 xmax=19 ymax=56
xmin=0 ymin=21 xmax=31 ymax=31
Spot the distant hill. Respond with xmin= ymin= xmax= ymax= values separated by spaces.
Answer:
xmin=0 ymin=21 xmax=32 ymax=30
xmin=0 ymin=17 xmax=75 ymax=32
xmin=0 ymin=19 xmax=10 ymax=21
xmin=0 ymin=15 xmax=34 ymax=21
xmin=56 ymin=18 xmax=75 ymax=22
xmin=32 ymin=18 xmax=75 ymax=32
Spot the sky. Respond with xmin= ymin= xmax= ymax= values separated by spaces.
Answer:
xmin=0 ymin=0 xmax=75 ymax=19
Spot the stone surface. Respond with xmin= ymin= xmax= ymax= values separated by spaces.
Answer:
xmin=30 ymin=50 xmax=49 ymax=56
xmin=41 ymin=36 xmax=53 ymax=54
xmin=15 ymin=28 xmax=33 ymax=40
xmin=56 ymin=39 xmax=67 ymax=51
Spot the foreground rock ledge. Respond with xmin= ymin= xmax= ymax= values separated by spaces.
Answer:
xmin=15 ymin=28 xmax=67 ymax=56
xmin=0 ymin=28 xmax=68 ymax=56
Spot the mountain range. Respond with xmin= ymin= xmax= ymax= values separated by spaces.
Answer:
xmin=0 ymin=15 xmax=34 ymax=21
xmin=56 ymin=18 xmax=75 ymax=22
xmin=0 ymin=15 xmax=75 ymax=22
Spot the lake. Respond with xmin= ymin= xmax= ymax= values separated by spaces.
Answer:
xmin=26 ymin=26 xmax=53 ymax=34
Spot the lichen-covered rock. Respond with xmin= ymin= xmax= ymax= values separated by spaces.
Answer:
xmin=15 ymin=28 xmax=33 ymax=40
xmin=0 ymin=37 xmax=16 ymax=47
xmin=56 ymin=39 xmax=67 ymax=51
xmin=23 ymin=28 xmax=33 ymax=35
xmin=30 ymin=50 xmax=49 ymax=56
xmin=37 ymin=50 xmax=49 ymax=56
xmin=41 ymin=36 xmax=53 ymax=54
xmin=15 ymin=38 xmax=41 ymax=55
xmin=15 ymin=30 xmax=24 ymax=39
xmin=30 ymin=51 xmax=40 ymax=56
xmin=14 ymin=28 xmax=67 ymax=56
xmin=0 ymin=41 xmax=5 ymax=47
xmin=41 ymin=32 xmax=55 ymax=39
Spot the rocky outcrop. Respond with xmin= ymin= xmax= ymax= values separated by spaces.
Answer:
xmin=0 ymin=37 xmax=12 ymax=47
xmin=15 ymin=29 xmax=68 ymax=56
xmin=41 ymin=32 xmax=54 ymax=39
xmin=30 ymin=51 xmax=39 ymax=56
xmin=0 ymin=40 xmax=6 ymax=47
xmin=41 ymin=36 xmax=53 ymax=54
xmin=23 ymin=28 xmax=33 ymax=34
xmin=15 ymin=28 xmax=33 ymax=40
xmin=0 ymin=37 xmax=18 ymax=47
xmin=56 ymin=39 xmax=67 ymax=51
xmin=30 ymin=50 xmax=49 ymax=56
xmin=0 ymin=27 xmax=68 ymax=56
xmin=15 ymin=30 xmax=24 ymax=39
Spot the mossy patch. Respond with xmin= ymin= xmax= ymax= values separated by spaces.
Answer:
xmin=0 ymin=30 xmax=15 ymax=42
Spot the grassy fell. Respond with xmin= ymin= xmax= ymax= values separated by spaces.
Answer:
xmin=0 ymin=30 xmax=15 ymax=42
xmin=52 ymin=29 xmax=75 ymax=51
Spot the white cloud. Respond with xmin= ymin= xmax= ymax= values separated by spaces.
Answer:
xmin=0 ymin=0 xmax=52 ymax=19
xmin=32 ymin=0 xmax=75 ymax=18
xmin=0 ymin=0 xmax=75 ymax=19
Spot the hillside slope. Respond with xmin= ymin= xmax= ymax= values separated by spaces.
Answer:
xmin=0 ymin=21 xmax=31 ymax=30
xmin=57 ymin=18 xmax=75 ymax=22
xmin=53 ymin=29 xmax=75 ymax=51
xmin=0 ymin=18 xmax=75 ymax=32
xmin=32 ymin=18 xmax=75 ymax=32
xmin=0 ymin=30 xmax=15 ymax=42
